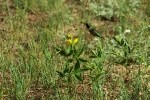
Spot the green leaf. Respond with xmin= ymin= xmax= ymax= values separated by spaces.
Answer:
xmin=75 ymin=68 xmax=89 ymax=74
xmin=76 ymin=46 xmax=85 ymax=57
xmin=68 ymin=58 xmax=73 ymax=63
xmin=120 ymin=38 xmax=125 ymax=46
xmin=55 ymin=46 xmax=73 ymax=57
xmin=55 ymin=47 xmax=61 ymax=52
xmin=78 ymin=58 xmax=88 ymax=62
xmin=55 ymin=47 xmax=67 ymax=56
xmin=114 ymin=35 xmax=125 ymax=46
xmin=127 ymin=45 xmax=131 ymax=53
xmin=114 ymin=35 xmax=120 ymax=44
xmin=92 ymin=50 xmax=97 ymax=56
xmin=97 ymin=50 xmax=102 ymax=57
xmin=89 ymin=55 xmax=97 ymax=58
xmin=63 ymin=61 xmax=72 ymax=74
xmin=66 ymin=46 xmax=72 ymax=54
xmin=74 ymin=59 xmax=80 ymax=71
xmin=69 ymin=66 xmax=74 ymax=73
xmin=59 ymin=50 xmax=67 ymax=56
xmin=90 ymin=74 xmax=101 ymax=82
xmin=56 ymin=71 xmax=64 ymax=78
xmin=63 ymin=66 xmax=69 ymax=74
xmin=74 ymin=74 xmax=83 ymax=81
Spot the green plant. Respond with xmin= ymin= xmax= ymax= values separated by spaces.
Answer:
xmin=89 ymin=42 xmax=105 ymax=99
xmin=55 ymin=34 xmax=89 ymax=93
xmin=89 ymin=0 xmax=141 ymax=21
xmin=109 ymin=33 xmax=135 ymax=65
xmin=90 ymin=0 xmax=117 ymax=20
xmin=1 ymin=0 xmax=150 ymax=99
xmin=145 ymin=0 xmax=150 ymax=16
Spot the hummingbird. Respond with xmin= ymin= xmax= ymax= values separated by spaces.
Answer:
xmin=84 ymin=22 xmax=102 ymax=38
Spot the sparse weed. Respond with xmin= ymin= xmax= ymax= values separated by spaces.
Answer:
xmin=0 ymin=0 xmax=150 ymax=100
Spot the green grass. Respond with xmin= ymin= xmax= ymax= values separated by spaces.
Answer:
xmin=0 ymin=0 xmax=150 ymax=99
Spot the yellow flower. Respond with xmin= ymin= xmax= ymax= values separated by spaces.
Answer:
xmin=65 ymin=34 xmax=78 ymax=45
xmin=66 ymin=39 xmax=73 ymax=45
xmin=66 ymin=34 xmax=72 ymax=39
xmin=73 ymin=38 xmax=78 ymax=44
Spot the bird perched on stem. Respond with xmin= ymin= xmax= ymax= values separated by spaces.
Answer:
xmin=84 ymin=22 xmax=102 ymax=38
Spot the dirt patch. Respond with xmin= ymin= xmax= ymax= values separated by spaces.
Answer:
xmin=27 ymin=12 xmax=49 ymax=24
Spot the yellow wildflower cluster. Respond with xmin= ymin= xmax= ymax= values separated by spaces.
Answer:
xmin=66 ymin=34 xmax=78 ymax=45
